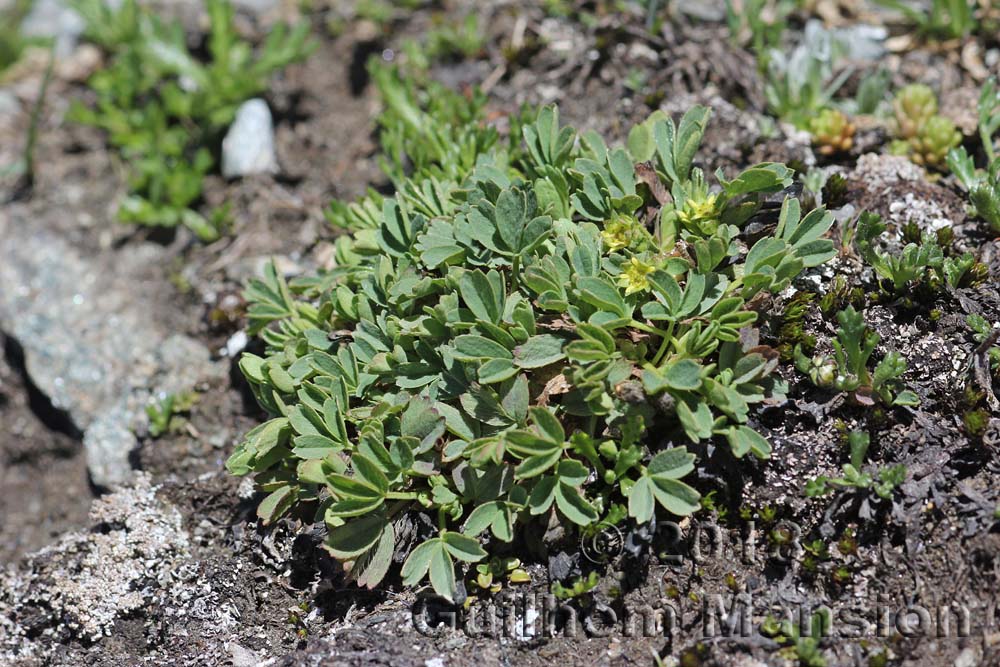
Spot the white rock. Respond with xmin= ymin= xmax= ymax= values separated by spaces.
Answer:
xmin=20 ymin=0 xmax=86 ymax=59
xmin=224 ymin=330 xmax=248 ymax=358
xmin=221 ymin=99 xmax=279 ymax=179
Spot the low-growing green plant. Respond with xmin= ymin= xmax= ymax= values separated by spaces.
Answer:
xmin=809 ymin=108 xmax=855 ymax=156
xmin=907 ymin=115 xmax=962 ymax=169
xmin=947 ymin=78 xmax=1000 ymax=233
xmin=854 ymin=211 xmax=980 ymax=293
xmin=551 ymin=571 xmax=601 ymax=599
xmin=145 ymin=390 xmax=197 ymax=438
xmin=794 ymin=305 xmax=919 ymax=406
xmin=324 ymin=62 xmax=505 ymax=233
xmin=762 ymin=23 xmax=852 ymax=128
xmin=471 ymin=556 xmax=529 ymax=592
xmin=68 ymin=0 xmax=313 ymax=240
xmin=724 ymin=0 xmax=794 ymax=63
xmin=892 ymin=83 xmax=937 ymax=141
xmin=889 ymin=83 xmax=960 ymax=171
xmin=229 ymin=103 xmax=837 ymax=601
xmin=763 ymin=611 xmax=830 ymax=667
xmin=967 ymin=314 xmax=1000 ymax=370
xmin=873 ymin=0 xmax=976 ymax=41
xmin=806 ymin=461 xmax=907 ymax=500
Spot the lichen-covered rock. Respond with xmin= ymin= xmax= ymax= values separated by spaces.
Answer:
xmin=846 ymin=153 xmax=966 ymax=237
xmin=0 ymin=475 xmax=189 ymax=660
xmin=0 ymin=217 xmax=223 ymax=488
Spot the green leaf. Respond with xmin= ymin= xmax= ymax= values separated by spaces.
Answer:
xmin=429 ymin=544 xmax=457 ymax=601
xmin=650 ymin=477 xmax=701 ymax=516
xmin=495 ymin=188 xmax=526 ymax=251
xmin=654 ymin=359 xmax=703 ymax=392
xmin=514 ymin=334 xmax=565 ymax=368
xmin=527 ymin=475 xmax=558 ymax=514
xmin=725 ymin=425 xmax=772 ymax=459
xmin=351 ymin=454 xmax=389 ymax=494
xmin=577 ymin=276 xmax=627 ymax=317
xmin=257 ymin=484 xmax=297 ymax=525
xmin=454 ymin=334 xmax=513 ymax=360
xmin=460 ymin=269 xmax=503 ymax=324
xmin=325 ymin=513 xmax=387 ymax=559
xmin=349 ymin=520 xmax=395 ymax=589
xmin=478 ymin=358 xmax=519 ymax=384
xmin=555 ymin=483 xmax=598 ymax=526
xmin=514 ymin=449 xmax=563 ymax=479
xmin=442 ymin=531 xmax=488 ymax=562
xmin=629 ymin=477 xmax=656 ymax=523
xmin=528 ymin=406 xmax=565 ymax=443
xmin=648 ymin=446 xmax=696 ymax=479
xmin=401 ymin=538 xmax=440 ymax=586
xmin=676 ymin=400 xmax=714 ymax=441
xmin=463 ymin=502 xmax=502 ymax=536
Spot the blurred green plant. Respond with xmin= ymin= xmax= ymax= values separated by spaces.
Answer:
xmin=873 ymin=0 xmax=976 ymax=41
xmin=889 ymin=83 xmax=960 ymax=171
xmin=763 ymin=22 xmax=852 ymax=128
xmin=68 ymin=0 xmax=313 ymax=240
xmin=947 ymin=77 xmax=1000 ymax=232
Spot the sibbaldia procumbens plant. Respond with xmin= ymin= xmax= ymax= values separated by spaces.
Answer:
xmin=228 ymin=99 xmax=836 ymax=601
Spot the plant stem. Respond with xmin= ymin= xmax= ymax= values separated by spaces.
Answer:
xmin=629 ymin=319 xmax=670 ymax=337
xmin=386 ymin=491 xmax=419 ymax=500
xmin=651 ymin=322 xmax=676 ymax=366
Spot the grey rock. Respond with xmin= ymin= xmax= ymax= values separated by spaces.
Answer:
xmin=0 ymin=474 xmax=191 ymax=657
xmin=0 ymin=89 xmax=21 ymax=117
xmin=0 ymin=215 xmax=223 ymax=488
xmin=20 ymin=0 xmax=86 ymax=59
xmin=221 ymin=98 xmax=279 ymax=179
xmin=548 ymin=551 xmax=574 ymax=581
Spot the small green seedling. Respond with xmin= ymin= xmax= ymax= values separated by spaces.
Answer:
xmin=794 ymin=306 xmax=919 ymax=407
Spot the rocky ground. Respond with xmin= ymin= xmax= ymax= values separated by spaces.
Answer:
xmin=1 ymin=1 xmax=1000 ymax=666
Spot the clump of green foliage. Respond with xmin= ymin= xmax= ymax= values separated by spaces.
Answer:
xmin=873 ymin=0 xmax=976 ymax=41
xmin=794 ymin=305 xmax=918 ymax=406
xmin=0 ymin=0 xmax=38 ymax=75
xmin=68 ymin=0 xmax=313 ymax=240
xmin=724 ymin=0 xmax=795 ymax=63
xmin=809 ymin=108 xmax=855 ymax=156
xmin=776 ymin=292 xmax=816 ymax=362
xmin=763 ymin=22 xmax=852 ymax=128
xmin=947 ymin=77 xmax=1000 ymax=233
xmin=471 ymin=556 xmax=529 ymax=593
xmin=854 ymin=212 xmax=981 ymax=294
xmin=401 ymin=13 xmax=484 ymax=70
xmin=762 ymin=611 xmax=830 ymax=667
xmin=968 ymin=314 xmax=1000 ymax=371
xmin=805 ymin=430 xmax=907 ymax=500
xmin=551 ymin=571 xmax=601 ymax=599
xmin=889 ymin=83 xmax=960 ymax=170
xmin=145 ymin=390 xmax=197 ymax=438
xmin=324 ymin=61 xmax=506 ymax=233
xmin=229 ymin=100 xmax=836 ymax=601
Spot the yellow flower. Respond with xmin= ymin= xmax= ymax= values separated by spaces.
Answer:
xmin=601 ymin=213 xmax=635 ymax=251
xmin=617 ymin=257 xmax=655 ymax=295
xmin=676 ymin=193 xmax=719 ymax=233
